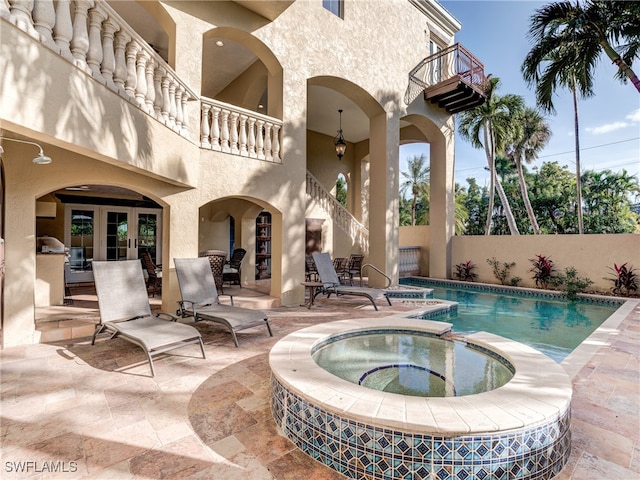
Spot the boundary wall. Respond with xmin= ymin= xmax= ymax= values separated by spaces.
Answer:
xmin=399 ymin=226 xmax=639 ymax=293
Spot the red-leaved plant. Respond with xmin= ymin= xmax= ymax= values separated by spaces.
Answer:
xmin=606 ymin=263 xmax=638 ymax=296
xmin=529 ymin=254 xmax=555 ymax=289
xmin=453 ymin=260 xmax=478 ymax=282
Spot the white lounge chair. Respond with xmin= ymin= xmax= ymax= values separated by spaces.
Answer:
xmin=91 ymin=260 xmax=205 ymax=377
xmin=174 ymin=257 xmax=273 ymax=347
xmin=312 ymin=252 xmax=392 ymax=310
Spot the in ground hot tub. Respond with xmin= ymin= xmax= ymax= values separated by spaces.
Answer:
xmin=270 ymin=317 xmax=572 ymax=480
xmin=312 ymin=330 xmax=514 ymax=397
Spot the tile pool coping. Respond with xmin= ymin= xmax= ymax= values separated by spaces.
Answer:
xmin=269 ymin=316 xmax=572 ymax=435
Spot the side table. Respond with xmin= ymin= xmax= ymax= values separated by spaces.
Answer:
xmin=301 ymin=281 xmax=323 ymax=309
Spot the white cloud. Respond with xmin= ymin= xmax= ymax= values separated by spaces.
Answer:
xmin=626 ymin=108 xmax=640 ymax=123
xmin=586 ymin=122 xmax=629 ymax=135
xmin=585 ymin=108 xmax=640 ymax=135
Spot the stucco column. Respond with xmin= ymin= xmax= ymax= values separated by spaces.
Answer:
xmin=429 ymin=122 xmax=455 ymax=279
xmin=367 ymin=111 xmax=400 ymax=287
xmin=2 ymin=160 xmax=39 ymax=346
xmin=161 ymin=192 xmax=199 ymax=314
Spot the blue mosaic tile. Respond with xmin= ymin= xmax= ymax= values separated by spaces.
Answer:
xmin=271 ymin=376 xmax=570 ymax=480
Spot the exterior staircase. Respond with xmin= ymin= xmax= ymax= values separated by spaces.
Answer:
xmin=306 ymin=171 xmax=369 ymax=252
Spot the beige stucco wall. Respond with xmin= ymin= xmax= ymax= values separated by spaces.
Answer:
xmin=400 ymin=227 xmax=639 ymax=293
xmin=451 ymin=234 xmax=640 ymax=292
xmin=1 ymin=1 xmax=460 ymax=346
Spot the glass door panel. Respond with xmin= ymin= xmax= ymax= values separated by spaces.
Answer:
xmin=137 ymin=212 xmax=160 ymax=263
xmin=106 ymin=211 xmax=129 ymax=261
xmin=69 ymin=209 xmax=94 ymax=270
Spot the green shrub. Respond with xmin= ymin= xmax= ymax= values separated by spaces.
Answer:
xmin=486 ymin=257 xmax=519 ymax=286
xmin=551 ymin=267 xmax=593 ymax=301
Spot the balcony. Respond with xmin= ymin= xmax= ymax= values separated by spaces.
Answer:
xmin=1 ymin=0 xmax=282 ymax=171
xmin=406 ymin=43 xmax=487 ymax=114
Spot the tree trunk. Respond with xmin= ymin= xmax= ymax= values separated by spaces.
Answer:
xmin=483 ymin=127 xmax=495 ymax=235
xmin=495 ymin=175 xmax=520 ymax=235
xmin=411 ymin=194 xmax=416 ymax=226
xmin=572 ymin=84 xmax=584 ymax=234
xmin=516 ymin=159 xmax=540 ymax=234
xmin=601 ymin=40 xmax=640 ymax=93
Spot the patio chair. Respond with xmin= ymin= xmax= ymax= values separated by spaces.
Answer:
xmin=91 ymin=260 xmax=205 ymax=377
xmin=305 ymin=254 xmax=319 ymax=281
xmin=312 ymin=252 xmax=392 ymax=311
xmin=140 ymin=251 xmax=162 ymax=297
xmin=174 ymin=257 xmax=273 ymax=347
xmin=223 ymin=248 xmax=246 ymax=287
xmin=332 ymin=257 xmax=347 ymax=282
xmin=343 ymin=254 xmax=364 ymax=285
xmin=199 ymin=250 xmax=226 ymax=293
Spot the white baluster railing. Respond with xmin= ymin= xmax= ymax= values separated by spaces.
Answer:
xmin=306 ymin=171 xmax=369 ymax=252
xmin=5 ymin=0 xmax=197 ymax=139
xmin=200 ymin=97 xmax=283 ymax=164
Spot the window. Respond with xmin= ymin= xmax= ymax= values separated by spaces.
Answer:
xmin=323 ymin=0 xmax=343 ymax=18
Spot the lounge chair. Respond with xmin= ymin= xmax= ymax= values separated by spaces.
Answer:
xmin=312 ymin=252 xmax=392 ymax=311
xmin=174 ymin=257 xmax=273 ymax=347
xmin=91 ymin=260 xmax=205 ymax=377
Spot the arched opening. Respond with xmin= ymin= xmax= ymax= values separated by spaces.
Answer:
xmin=305 ymin=77 xmax=385 ymax=259
xmin=202 ymin=27 xmax=283 ymax=118
xmin=198 ymin=196 xmax=281 ymax=292
xmin=34 ymin=185 xmax=164 ymax=305
xmin=399 ymin=113 xmax=454 ymax=279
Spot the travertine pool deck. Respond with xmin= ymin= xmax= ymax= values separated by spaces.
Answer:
xmin=1 ymin=290 xmax=638 ymax=479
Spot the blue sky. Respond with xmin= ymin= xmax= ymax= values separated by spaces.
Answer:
xmin=400 ymin=0 xmax=640 ymax=189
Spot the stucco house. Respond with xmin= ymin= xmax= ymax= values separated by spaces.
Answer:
xmin=0 ymin=0 xmax=486 ymax=347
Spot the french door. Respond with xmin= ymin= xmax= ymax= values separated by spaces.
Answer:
xmin=65 ymin=205 xmax=162 ymax=264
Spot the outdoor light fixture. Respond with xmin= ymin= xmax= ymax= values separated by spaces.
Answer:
xmin=0 ymin=136 xmax=52 ymax=164
xmin=334 ymin=109 xmax=347 ymax=160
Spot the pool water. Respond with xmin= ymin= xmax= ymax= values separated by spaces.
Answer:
xmin=312 ymin=332 xmax=513 ymax=397
xmin=405 ymin=280 xmax=620 ymax=362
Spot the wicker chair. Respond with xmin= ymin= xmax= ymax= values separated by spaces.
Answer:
xmin=199 ymin=250 xmax=227 ymax=293
xmin=140 ymin=251 xmax=162 ymax=297
xmin=223 ymin=248 xmax=246 ymax=287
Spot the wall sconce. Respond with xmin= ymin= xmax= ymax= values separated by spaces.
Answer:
xmin=334 ymin=109 xmax=347 ymax=160
xmin=0 ymin=136 xmax=53 ymax=164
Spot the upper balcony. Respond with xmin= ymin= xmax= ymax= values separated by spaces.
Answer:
xmin=0 ymin=0 xmax=283 ymax=185
xmin=406 ymin=43 xmax=487 ymax=113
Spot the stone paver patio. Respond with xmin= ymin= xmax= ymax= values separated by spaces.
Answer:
xmin=1 ymin=288 xmax=638 ymax=479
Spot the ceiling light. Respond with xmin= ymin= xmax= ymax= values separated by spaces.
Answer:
xmin=216 ymin=40 xmax=224 ymax=47
xmin=334 ymin=109 xmax=347 ymax=160
xmin=0 ymin=136 xmax=53 ymax=164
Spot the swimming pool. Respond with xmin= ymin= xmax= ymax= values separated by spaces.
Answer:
xmin=401 ymin=278 xmax=623 ymax=362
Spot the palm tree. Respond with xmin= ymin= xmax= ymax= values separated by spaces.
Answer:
xmin=505 ymin=106 xmax=551 ymax=234
xmin=454 ymin=183 xmax=469 ymax=235
xmin=400 ymin=154 xmax=430 ymax=226
xmin=522 ymin=1 xmax=640 ymax=233
xmin=458 ymin=77 xmax=523 ymax=235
